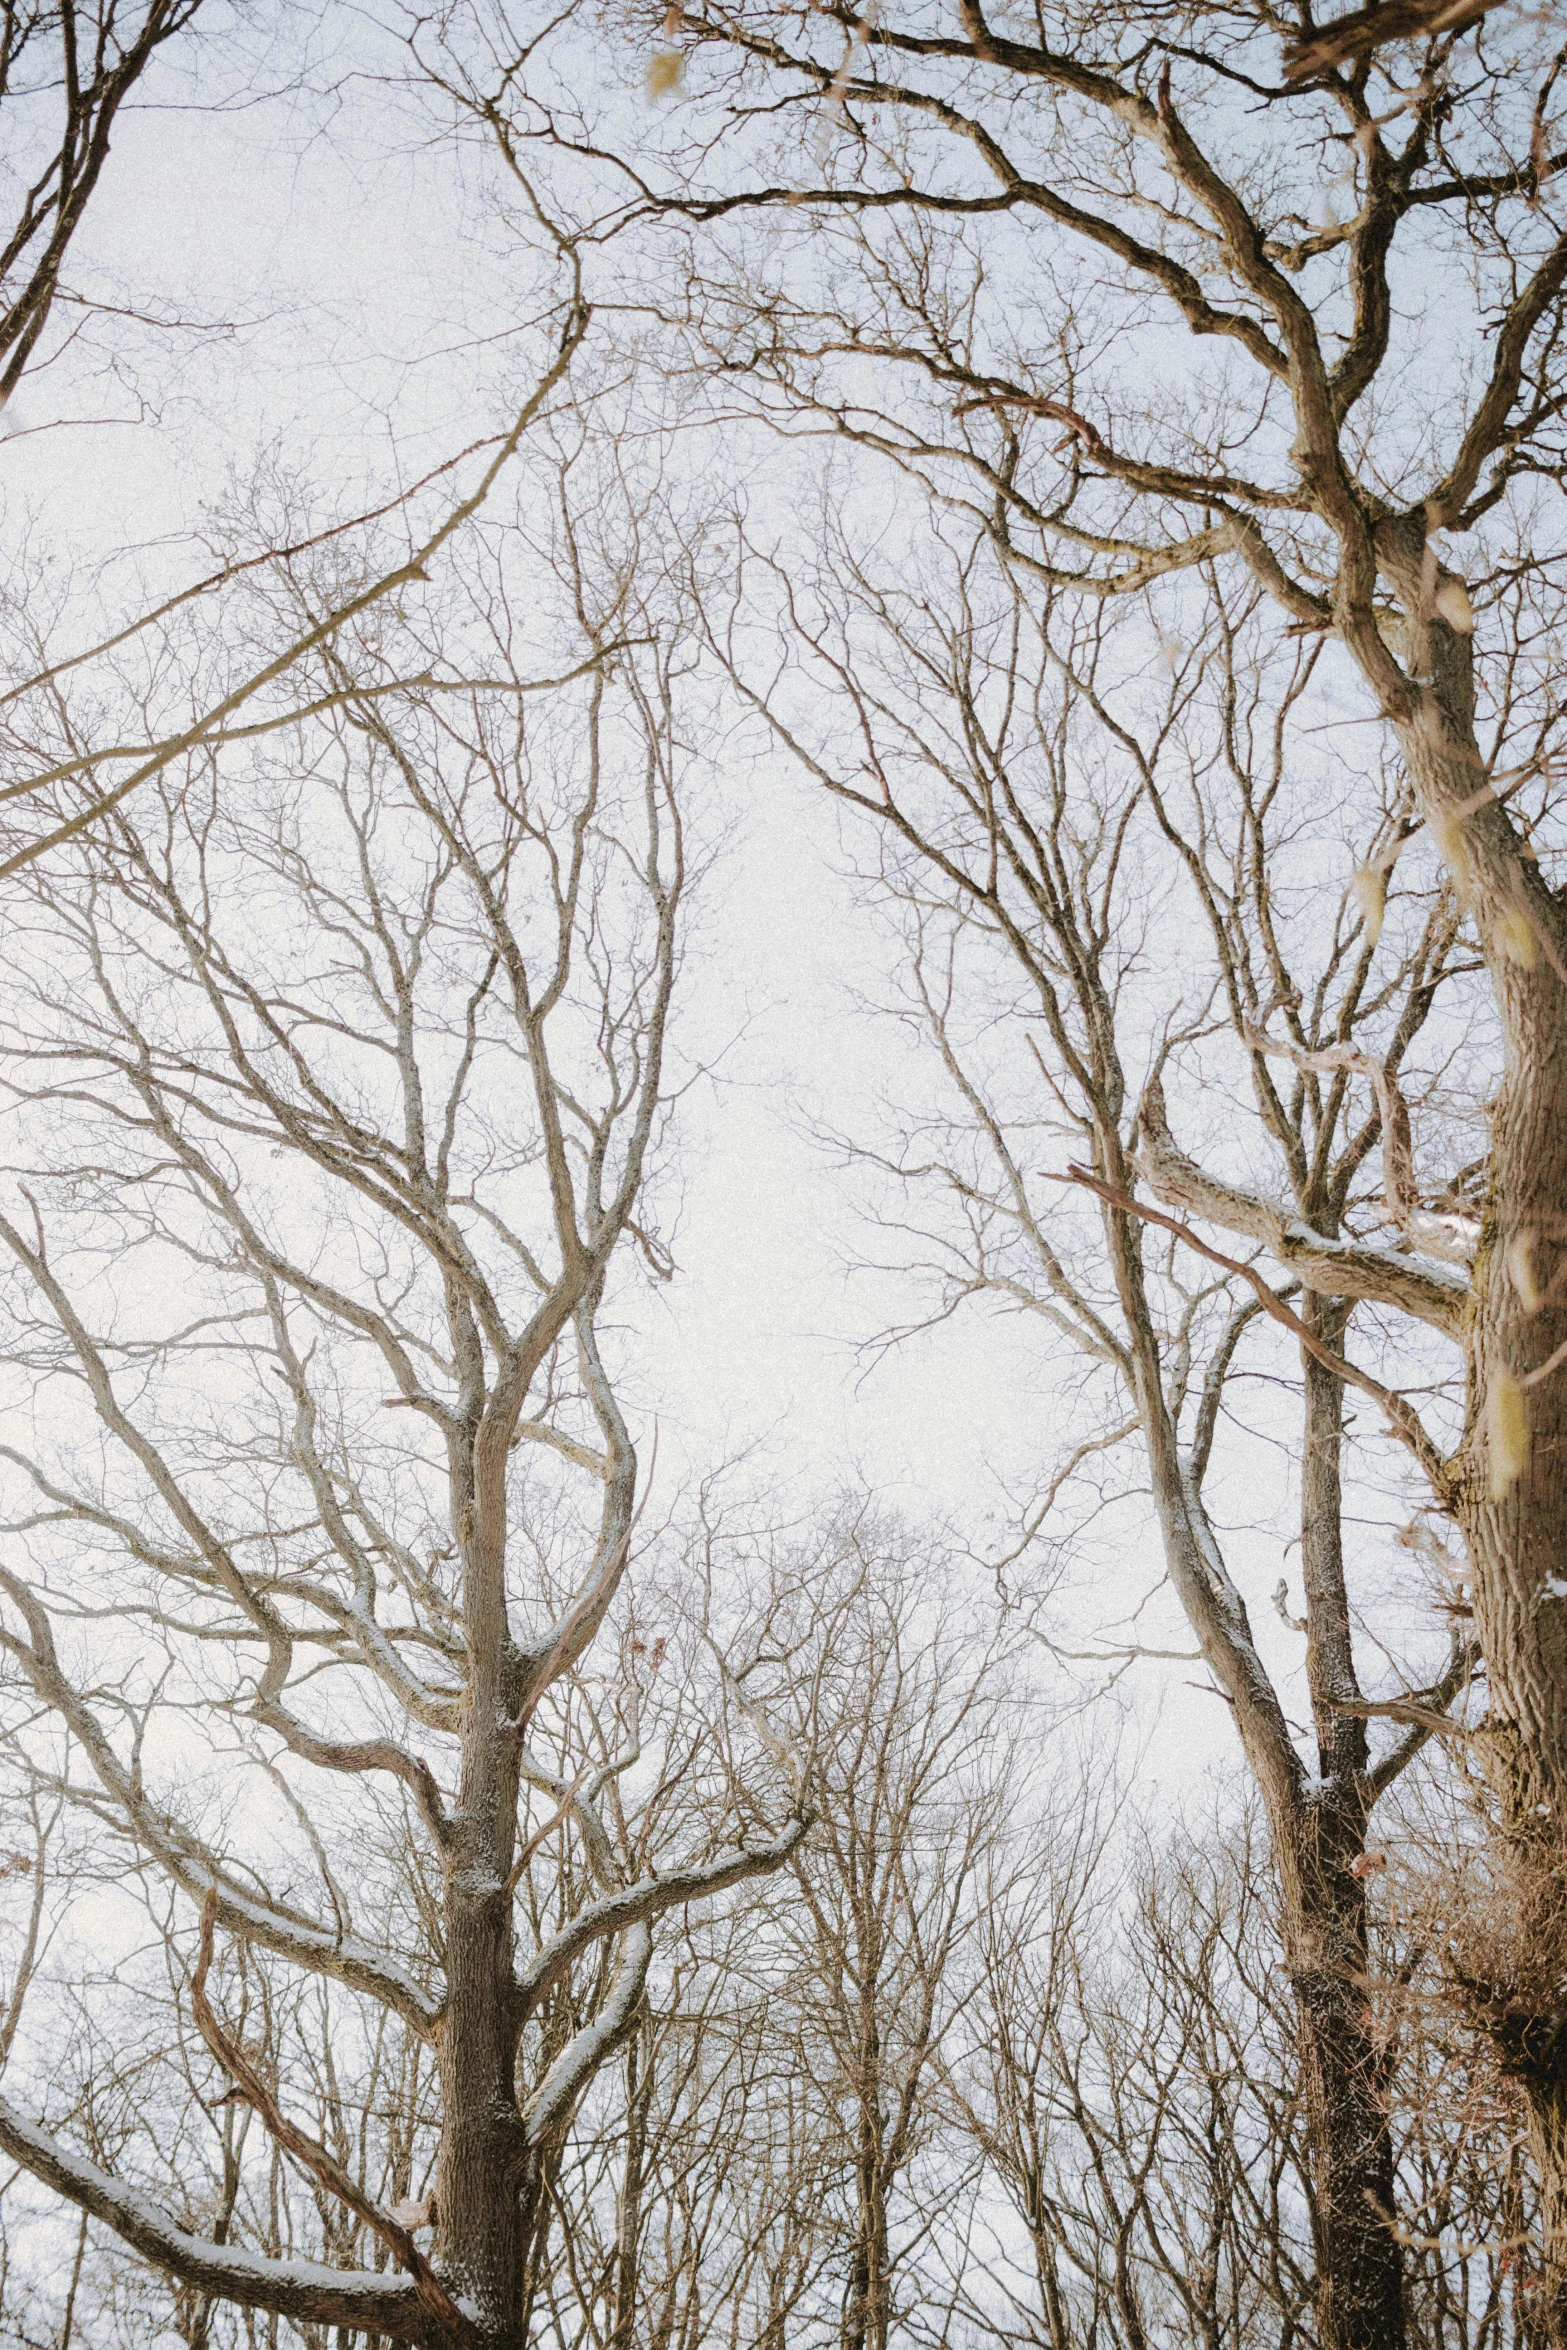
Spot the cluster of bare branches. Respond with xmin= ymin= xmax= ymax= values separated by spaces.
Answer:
xmin=400 ymin=0 xmax=1567 ymax=2335
xmin=2 ymin=0 xmax=1567 ymax=2345
xmin=0 ymin=435 xmax=818 ymax=2339
xmin=2 ymin=1497 xmax=1545 ymax=2350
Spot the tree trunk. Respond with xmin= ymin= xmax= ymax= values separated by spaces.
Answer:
xmin=1367 ymin=525 xmax=1567 ymax=2331
xmin=436 ymin=1862 xmax=527 ymax=2343
xmin=1099 ymin=1209 xmax=1408 ymax=2347
xmin=1524 ymin=2078 xmax=1567 ymax=2348
xmin=435 ymin=1498 xmax=529 ymax=2350
xmin=1285 ymin=1876 xmax=1404 ymax=2350
xmin=1369 ymin=531 xmax=1567 ymax=1820
xmin=846 ymin=2021 xmax=890 ymax=2350
xmin=845 ymin=2140 xmax=890 ymax=2350
xmin=610 ymin=2019 xmax=651 ymax=2350
xmin=436 ymin=1870 xmax=526 ymax=2343
xmin=1280 ymin=1314 xmax=1405 ymax=2350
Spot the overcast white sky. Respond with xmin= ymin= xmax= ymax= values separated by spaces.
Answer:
xmin=0 ymin=8 xmax=1411 ymax=1799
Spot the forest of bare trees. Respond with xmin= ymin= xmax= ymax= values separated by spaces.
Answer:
xmin=0 ymin=0 xmax=1563 ymax=2345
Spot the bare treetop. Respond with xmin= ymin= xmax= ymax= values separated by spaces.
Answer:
xmin=0 ymin=465 xmax=805 ymax=2346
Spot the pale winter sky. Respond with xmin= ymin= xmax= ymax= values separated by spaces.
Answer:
xmin=1 ymin=6 xmax=1426 ymax=1798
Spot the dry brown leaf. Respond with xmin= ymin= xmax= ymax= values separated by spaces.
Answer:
xmin=1497 ymin=908 xmax=1538 ymax=969
xmin=1351 ymin=863 xmax=1386 ymax=947
xmin=1434 ymin=577 xmax=1475 ymax=635
xmin=1487 ymin=1369 xmax=1528 ymax=1500
xmin=1507 ymin=1232 xmax=1541 ymax=1315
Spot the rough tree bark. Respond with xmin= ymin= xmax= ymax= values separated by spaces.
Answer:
xmin=1289 ymin=1315 xmax=1402 ymax=2350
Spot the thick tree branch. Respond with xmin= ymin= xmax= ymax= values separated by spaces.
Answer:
xmin=1060 ymin=1164 xmax=1456 ymax=1501
xmin=1134 ymin=1077 xmax=1468 ymax=1337
xmin=190 ymin=1896 xmax=472 ymax=2343
xmin=513 ymin=1818 xmax=810 ymax=2023
xmin=0 ymin=2095 xmax=427 ymax=2337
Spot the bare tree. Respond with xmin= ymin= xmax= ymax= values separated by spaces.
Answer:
xmin=0 ymin=460 xmax=805 ymax=2349
xmin=405 ymin=2 xmax=1567 ymax=2322
xmin=739 ymin=1508 xmax=1023 ymax=2350
xmin=498 ymin=1496 xmax=1038 ymax=2350
xmin=688 ymin=528 xmax=1492 ymax=2345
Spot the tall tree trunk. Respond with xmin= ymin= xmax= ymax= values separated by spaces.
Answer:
xmin=846 ymin=2019 xmax=890 ymax=2350
xmin=437 ymin=1860 xmax=526 ymax=2344
xmin=1104 ymin=1207 xmax=1404 ymax=2348
xmin=1374 ymin=530 xmax=1567 ymax=1816
xmin=1300 ymin=1321 xmax=1403 ymax=2350
xmin=1280 ymin=1827 xmax=1403 ymax=2350
xmin=1273 ymin=1318 xmax=1405 ymax=2350
xmin=435 ymin=1485 xmax=529 ymax=2349
xmin=1367 ymin=525 xmax=1567 ymax=2338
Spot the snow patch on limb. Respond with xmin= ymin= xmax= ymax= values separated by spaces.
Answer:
xmin=514 ymin=1816 xmax=811 ymax=2021
xmin=1136 ymin=1077 xmax=1468 ymax=1339
xmin=0 ymin=2093 xmax=428 ymax=2335
xmin=523 ymin=1921 xmax=653 ymax=2146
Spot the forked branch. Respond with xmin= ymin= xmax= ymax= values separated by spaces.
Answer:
xmin=1057 ymin=1165 xmax=1456 ymax=1504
